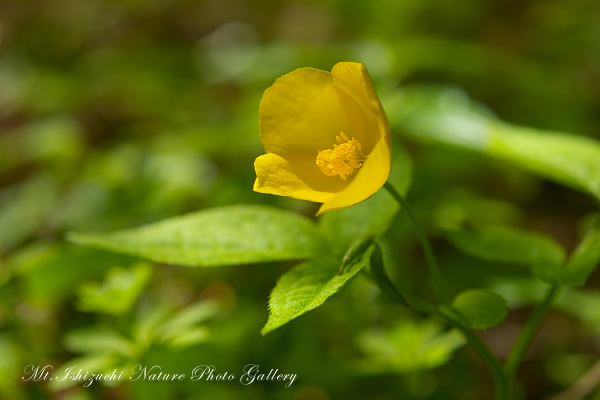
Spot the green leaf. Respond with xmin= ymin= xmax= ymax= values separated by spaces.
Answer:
xmin=158 ymin=301 xmax=218 ymax=348
xmin=367 ymin=242 xmax=408 ymax=305
xmin=50 ymin=354 xmax=118 ymax=390
xmin=391 ymin=87 xmax=600 ymax=201
xmin=162 ymin=327 xmax=210 ymax=349
xmin=8 ymin=243 xmax=130 ymax=304
xmin=262 ymin=241 xmax=376 ymax=335
xmin=77 ymin=263 xmax=151 ymax=314
xmin=433 ymin=191 xmax=523 ymax=230
xmin=319 ymin=145 xmax=412 ymax=254
xmin=446 ymin=225 xmax=566 ymax=282
xmin=69 ymin=205 xmax=325 ymax=267
xmin=452 ymin=289 xmax=508 ymax=330
xmin=64 ymin=328 xmax=134 ymax=357
xmin=0 ymin=175 xmax=58 ymax=253
xmin=487 ymin=125 xmax=600 ymax=202
xmin=355 ymin=320 xmax=464 ymax=373
xmin=561 ymin=223 xmax=600 ymax=286
xmin=132 ymin=306 xmax=170 ymax=349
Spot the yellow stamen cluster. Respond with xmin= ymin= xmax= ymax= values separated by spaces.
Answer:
xmin=316 ymin=132 xmax=365 ymax=180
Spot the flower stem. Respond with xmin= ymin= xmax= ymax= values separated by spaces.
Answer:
xmin=383 ymin=181 xmax=449 ymax=305
xmin=505 ymin=285 xmax=561 ymax=381
xmin=383 ymin=181 xmax=509 ymax=399
xmin=457 ymin=323 xmax=510 ymax=400
xmin=409 ymin=296 xmax=509 ymax=399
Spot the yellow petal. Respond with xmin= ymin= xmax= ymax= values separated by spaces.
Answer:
xmin=331 ymin=62 xmax=391 ymax=154
xmin=255 ymin=62 xmax=392 ymax=215
xmin=332 ymin=62 xmax=385 ymax=118
xmin=259 ymin=67 xmax=358 ymax=155
xmin=316 ymin=62 xmax=392 ymax=215
xmin=254 ymin=152 xmax=343 ymax=203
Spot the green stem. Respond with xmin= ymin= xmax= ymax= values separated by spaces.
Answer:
xmin=383 ymin=182 xmax=449 ymax=305
xmin=382 ymin=181 xmax=508 ymax=399
xmin=458 ymin=323 xmax=510 ymax=400
xmin=409 ymin=297 xmax=509 ymax=399
xmin=505 ymin=285 xmax=561 ymax=381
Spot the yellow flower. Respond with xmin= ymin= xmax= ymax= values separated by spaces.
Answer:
xmin=253 ymin=62 xmax=392 ymax=215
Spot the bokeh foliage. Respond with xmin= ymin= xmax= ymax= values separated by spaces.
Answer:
xmin=1 ymin=0 xmax=600 ymax=399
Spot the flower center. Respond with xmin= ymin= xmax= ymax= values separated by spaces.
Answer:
xmin=316 ymin=132 xmax=365 ymax=180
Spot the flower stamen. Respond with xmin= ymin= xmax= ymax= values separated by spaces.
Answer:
xmin=316 ymin=132 xmax=365 ymax=180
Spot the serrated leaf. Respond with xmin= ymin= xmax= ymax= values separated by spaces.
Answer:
xmin=262 ymin=242 xmax=376 ymax=335
xmin=391 ymin=87 xmax=600 ymax=201
xmin=69 ymin=205 xmax=325 ymax=267
xmin=561 ymin=223 xmax=600 ymax=286
xmin=452 ymin=289 xmax=508 ymax=330
xmin=446 ymin=225 xmax=566 ymax=282
xmin=319 ymin=145 xmax=412 ymax=254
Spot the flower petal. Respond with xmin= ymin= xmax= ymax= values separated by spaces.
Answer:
xmin=259 ymin=67 xmax=356 ymax=155
xmin=255 ymin=62 xmax=392 ymax=215
xmin=317 ymin=62 xmax=392 ymax=215
xmin=332 ymin=62 xmax=391 ymax=154
xmin=254 ymin=153 xmax=342 ymax=203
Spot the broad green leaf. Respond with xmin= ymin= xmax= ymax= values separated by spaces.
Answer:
xmin=492 ymin=279 xmax=600 ymax=334
xmin=69 ymin=205 xmax=325 ymax=267
xmin=446 ymin=225 xmax=566 ymax=281
xmin=561 ymin=223 xmax=600 ymax=286
xmin=262 ymin=241 xmax=376 ymax=335
xmin=488 ymin=126 xmax=600 ymax=201
xmin=319 ymin=145 xmax=412 ymax=253
xmin=434 ymin=191 xmax=523 ymax=230
xmin=390 ymin=87 xmax=600 ymax=201
xmin=355 ymin=320 xmax=464 ymax=373
xmin=77 ymin=263 xmax=151 ymax=314
xmin=452 ymin=289 xmax=508 ymax=330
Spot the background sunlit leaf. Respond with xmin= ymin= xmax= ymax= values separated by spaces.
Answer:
xmin=389 ymin=87 xmax=600 ymax=201
xmin=355 ymin=319 xmax=465 ymax=373
xmin=445 ymin=225 xmax=566 ymax=282
xmin=451 ymin=289 xmax=508 ymax=330
xmin=561 ymin=223 xmax=600 ymax=286
xmin=76 ymin=263 xmax=152 ymax=314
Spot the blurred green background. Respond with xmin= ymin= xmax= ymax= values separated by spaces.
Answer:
xmin=1 ymin=0 xmax=599 ymax=399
